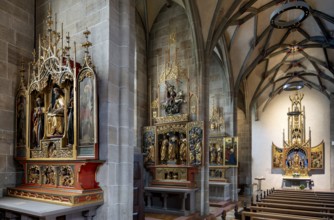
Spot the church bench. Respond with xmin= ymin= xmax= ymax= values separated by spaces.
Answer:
xmin=265 ymin=195 xmax=334 ymax=204
xmin=270 ymin=193 xmax=334 ymax=201
xmin=265 ymin=195 xmax=334 ymax=203
xmin=256 ymin=202 xmax=334 ymax=213
xmin=249 ymin=206 xmax=334 ymax=219
xmin=241 ymin=211 xmax=323 ymax=220
xmin=273 ymin=190 xmax=334 ymax=197
xmin=268 ymin=192 xmax=334 ymax=199
xmin=261 ymin=198 xmax=334 ymax=207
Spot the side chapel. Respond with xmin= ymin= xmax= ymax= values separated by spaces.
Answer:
xmin=0 ymin=0 xmax=333 ymax=219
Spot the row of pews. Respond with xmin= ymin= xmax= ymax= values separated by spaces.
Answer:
xmin=242 ymin=188 xmax=334 ymax=220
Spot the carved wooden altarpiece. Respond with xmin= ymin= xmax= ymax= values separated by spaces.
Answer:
xmin=11 ymin=8 xmax=103 ymax=206
xmin=143 ymin=34 xmax=203 ymax=188
xmin=272 ymin=92 xmax=324 ymax=177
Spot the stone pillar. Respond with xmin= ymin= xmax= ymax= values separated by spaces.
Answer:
xmin=330 ymin=94 xmax=334 ymax=190
xmin=96 ymin=0 xmax=136 ymax=219
xmin=0 ymin=0 xmax=34 ymax=196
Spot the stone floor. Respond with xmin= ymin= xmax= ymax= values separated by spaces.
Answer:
xmin=145 ymin=198 xmax=245 ymax=220
xmin=145 ymin=208 xmax=238 ymax=220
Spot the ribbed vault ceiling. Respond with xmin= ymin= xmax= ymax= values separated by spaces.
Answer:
xmin=136 ymin=0 xmax=334 ymax=113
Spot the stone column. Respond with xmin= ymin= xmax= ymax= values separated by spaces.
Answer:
xmin=96 ymin=0 xmax=136 ymax=219
xmin=330 ymin=94 xmax=334 ymax=190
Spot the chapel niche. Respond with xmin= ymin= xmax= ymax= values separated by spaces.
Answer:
xmin=272 ymin=92 xmax=324 ymax=177
xmin=12 ymin=7 xmax=103 ymax=206
xmin=142 ymin=32 xmax=203 ymax=188
xmin=207 ymin=55 xmax=238 ymax=183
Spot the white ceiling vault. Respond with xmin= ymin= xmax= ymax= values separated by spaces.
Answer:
xmin=136 ymin=0 xmax=334 ymax=114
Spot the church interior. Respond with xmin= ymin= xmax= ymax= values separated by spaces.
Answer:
xmin=0 ymin=0 xmax=333 ymax=219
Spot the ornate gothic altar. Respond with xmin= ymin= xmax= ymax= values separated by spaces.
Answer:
xmin=142 ymin=34 xmax=203 ymax=189
xmin=10 ymin=8 xmax=103 ymax=206
xmin=272 ymin=92 xmax=324 ymax=178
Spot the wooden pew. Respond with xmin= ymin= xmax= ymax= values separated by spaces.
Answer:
xmin=265 ymin=195 xmax=334 ymax=204
xmin=250 ymin=206 xmax=334 ymax=219
xmin=273 ymin=189 xmax=334 ymax=197
xmin=246 ymin=188 xmax=334 ymax=219
xmin=261 ymin=198 xmax=334 ymax=208
xmin=270 ymin=190 xmax=334 ymax=200
xmin=242 ymin=211 xmax=324 ymax=220
xmin=256 ymin=202 xmax=334 ymax=213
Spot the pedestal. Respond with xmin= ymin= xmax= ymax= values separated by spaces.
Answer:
xmin=144 ymin=187 xmax=198 ymax=216
xmin=254 ymin=177 xmax=265 ymax=192
xmin=209 ymin=181 xmax=231 ymax=201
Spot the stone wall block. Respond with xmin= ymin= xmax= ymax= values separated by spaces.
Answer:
xmin=8 ymin=44 xmax=31 ymax=66
xmin=108 ymin=101 xmax=120 ymax=127
xmin=0 ymin=1 xmax=29 ymax=22
xmin=0 ymin=155 xmax=6 ymax=172
xmin=0 ymin=25 xmax=15 ymax=45
xmin=108 ymin=126 xmax=118 ymax=146
xmin=0 ymin=61 xmax=8 ymax=79
xmin=0 ymin=110 xmax=14 ymax=131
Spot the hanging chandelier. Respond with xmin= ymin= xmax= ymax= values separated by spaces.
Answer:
xmin=270 ymin=1 xmax=310 ymax=29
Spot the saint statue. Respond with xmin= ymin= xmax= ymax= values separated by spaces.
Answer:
xmin=47 ymin=87 xmax=65 ymax=135
xmin=217 ymin=144 xmax=223 ymax=164
xmin=147 ymin=144 xmax=155 ymax=163
xmin=67 ymin=91 xmax=74 ymax=146
xmin=179 ymin=134 xmax=187 ymax=163
xmin=32 ymin=97 xmax=44 ymax=148
xmin=168 ymin=134 xmax=177 ymax=161
xmin=210 ymin=144 xmax=217 ymax=164
xmin=162 ymin=82 xmax=185 ymax=115
xmin=17 ymin=96 xmax=26 ymax=146
xmin=160 ymin=134 xmax=168 ymax=163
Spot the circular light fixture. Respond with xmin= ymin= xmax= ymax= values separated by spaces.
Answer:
xmin=287 ymin=111 xmax=301 ymax=116
xmin=270 ymin=1 xmax=310 ymax=29
xmin=283 ymin=81 xmax=304 ymax=91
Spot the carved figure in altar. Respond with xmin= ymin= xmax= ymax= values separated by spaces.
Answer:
xmin=179 ymin=134 xmax=187 ymax=163
xmin=145 ymin=142 xmax=155 ymax=163
xmin=160 ymin=134 xmax=169 ymax=163
xmin=67 ymin=90 xmax=74 ymax=146
xmin=209 ymin=143 xmax=217 ymax=164
xmin=48 ymin=142 xmax=57 ymax=158
xmin=32 ymin=97 xmax=44 ymax=148
xmin=162 ymin=82 xmax=185 ymax=115
xmin=293 ymin=151 xmax=300 ymax=168
xmin=47 ymin=87 xmax=65 ymax=135
xmin=194 ymin=141 xmax=202 ymax=163
xmin=60 ymin=166 xmax=74 ymax=187
xmin=17 ymin=96 xmax=26 ymax=146
xmin=189 ymin=127 xmax=203 ymax=165
xmin=44 ymin=166 xmax=56 ymax=185
xmin=217 ymin=144 xmax=223 ymax=165
xmin=311 ymin=151 xmax=323 ymax=168
xmin=168 ymin=134 xmax=177 ymax=161
xmin=28 ymin=166 xmax=40 ymax=184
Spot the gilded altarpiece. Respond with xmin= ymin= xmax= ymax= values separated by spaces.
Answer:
xmin=11 ymin=9 xmax=103 ymax=206
xmin=143 ymin=34 xmax=203 ymax=188
xmin=272 ymin=92 xmax=324 ymax=177
xmin=209 ymin=137 xmax=238 ymax=181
